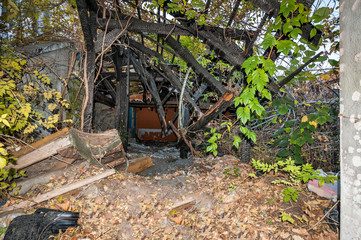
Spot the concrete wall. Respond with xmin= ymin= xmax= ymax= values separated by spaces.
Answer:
xmin=340 ymin=1 xmax=361 ymax=239
xmin=22 ymin=42 xmax=82 ymax=137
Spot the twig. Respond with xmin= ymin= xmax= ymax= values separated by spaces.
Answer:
xmin=307 ymin=200 xmax=340 ymax=231
xmin=80 ymin=50 xmax=88 ymax=131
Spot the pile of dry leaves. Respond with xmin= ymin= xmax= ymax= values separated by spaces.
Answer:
xmin=1 ymin=155 xmax=338 ymax=239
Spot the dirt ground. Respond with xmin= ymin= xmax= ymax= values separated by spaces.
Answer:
xmin=0 ymin=150 xmax=338 ymax=240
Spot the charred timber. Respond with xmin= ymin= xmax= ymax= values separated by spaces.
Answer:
xmin=97 ymin=18 xmax=253 ymax=41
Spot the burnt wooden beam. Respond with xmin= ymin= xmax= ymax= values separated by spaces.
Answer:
xmin=101 ymin=78 xmax=116 ymax=101
xmin=193 ymin=82 xmax=208 ymax=101
xmin=161 ymin=87 xmax=175 ymax=105
xmin=128 ymin=38 xmax=202 ymax=117
xmin=204 ymin=0 xmax=211 ymax=14
xmin=128 ymin=51 xmax=168 ymax=133
xmin=227 ymin=0 xmax=241 ymax=27
xmin=277 ymin=52 xmax=323 ymax=90
xmin=94 ymin=28 xmax=125 ymax=53
xmin=134 ymin=0 xmax=144 ymax=45
xmin=188 ymin=91 xmax=234 ymax=132
xmin=142 ymin=35 xmax=178 ymax=57
xmin=76 ymin=0 xmax=97 ymax=132
xmin=97 ymin=18 xmax=253 ymax=41
xmin=95 ymin=91 xmax=115 ymax=107
xmin=245 ymin=12 xmax=270 ymax=57
xmin=246 ymin=0 xmax=314 ymax=18
xmin=162 ymin=35 xmax=226 ymax=95
xmin=112 ymin=46 xmax=129 ymax=148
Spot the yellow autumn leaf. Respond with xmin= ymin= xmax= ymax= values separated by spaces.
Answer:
xmin=0 ymin=156 xmax=7 ymax=169
xmin=44 ymin=90 xmax=53 ymax=100
xmin=0 ymin=71 xmax=4 ymax=77
xmin=48 ymin=103 xmax=57 ymax=111
xmin=301 ymin=116 xmax=308 ymax=122
xmin=0 ymin=119 xmax=11 ymax=128
xmin=320 ymin=74 xmax=331 ymax=80
xmin=309 ymin=121 xmax=318 ymax=128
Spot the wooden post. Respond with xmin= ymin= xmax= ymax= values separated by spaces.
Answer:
xmin=113 ymin=46 xmax=129 ymax=150
xmin=76 ymin=0 xmax=97 ymax=132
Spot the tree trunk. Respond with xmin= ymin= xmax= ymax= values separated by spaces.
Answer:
xmin=340 ymin=1 xmax=361 ymax=238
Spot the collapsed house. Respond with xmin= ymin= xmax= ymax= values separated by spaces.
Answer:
xmin=20 ymin=0 xmax=323 ymax=161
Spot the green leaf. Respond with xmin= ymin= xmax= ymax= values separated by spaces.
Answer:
xmin=276 ymin=40 xmax=295 ymax=56
xmin=0 ymin=119 xmax=11 ymax=128
xmin=303 ymin=131 xmax=313 ymax=144
xmin=291 ymin=145 xmax=302 ymax=155
xmin=249 ymin=132 xmax=257 ymax=143
xmin=319 ymin=178 xmax=325 ymax=187
xmin=278 ymin=105 xmax=289 ymax=115
xmin=294 ymin=155 xmax=303 ymax=164
xmin=280 ymin=0 xmax=296 ymax=18
xmin=251 ymin=69 xmax=268 ymax=92
xmin=296 ymin=137 xmax=306 ymax=146
xmin=240 ymin=126 xmax=249 ymax=135
xmin=284 ymin=195 xmax=291 ymax=203
xmin=279 ymin=139 xmax=289 ymax=148
xmin=312 ymin=7 xmax=330 ymax=23
xmin=328 ymin=59 xmax=339 ymax=67
xmin=242 ymin=56 xmax=259 ymax=75
xmin=237 ymin=106 xmax=251 ymax=124
xmin=233 ymin=135 xmax=242 ymax=149
xmin=310 ymin=28 xmax=317 ymax=38
xmin=262 ymin=59 xmax=276 ymax=75
xmin=261 ymin=89 xmax=272 ymax=100
xmin=283 ymin=21 xmax=293 ymax=34
xmin=239 ymin=87 xmax=255 ymax=105
xmin=261 ymin=33 xmax=277 ymax=50
xmin=250 ymin=99 xmax=265 ymax=116
xmin=277 ymin=149 xmax=290 ymax=157
xmin=309 ymin=113 xmax=318 ymax=121
xmin=291 ymin=192 xmax=298 ymax=202
xmin=290 ymin=28 xmax=302 ymax=39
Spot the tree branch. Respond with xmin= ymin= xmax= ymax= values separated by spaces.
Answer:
xmin=278 ymin=52 xmax=323 ymax=89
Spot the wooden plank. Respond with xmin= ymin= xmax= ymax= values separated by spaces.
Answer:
xmin=12 ymin=128 xmax=69 ymax=158
xmin=50 ymin=157 xmax=77 ymax=171
xmin=8 ymin=130 xmax=72 ymax=170
xmin=126 ymin=156 xmax=154 ymax=173
xmin=0 ymin=169 xmax=116 ymax=215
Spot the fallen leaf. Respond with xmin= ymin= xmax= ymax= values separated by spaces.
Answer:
xmin=58 ymin=201 xmax=70 ymax=211
xmin=292 ymin=235 xmax=304 ymax=240
xmin=292 ymin=228 xmax=309 ymax=236
xmin=279 ymin=231 xmax=290 ymax=239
